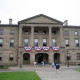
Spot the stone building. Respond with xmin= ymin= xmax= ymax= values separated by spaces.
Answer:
xmin=0 ymin=14 xmax=80 ymax=66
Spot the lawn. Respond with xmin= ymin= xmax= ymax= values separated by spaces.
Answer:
xmin=75 ymin=70 xmax=80 ymax=72
xmin=0 ymin=71 xmax=41 ymax=80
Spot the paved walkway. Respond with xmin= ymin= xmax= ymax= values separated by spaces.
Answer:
xmin=36 ymin=66 xmax=80 ymax=80
xmin=0 ymin=65 xmax=80 ymax=80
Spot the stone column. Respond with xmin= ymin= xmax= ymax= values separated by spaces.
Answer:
xmin=18 ymin=25 xmax=23 ymax=66
xmin=48 ymin=27 xmax=52 ymax=46
xmin=19 ymin=26 xmax=23 ymax=47
xmin=30 ymin=26 xmax=34 ymax=46
xmin=60 ymin=27 xmax=64 ymax=47
xmin=49 ymin=53 xmax=53 ymax=63
xmin=18 ymin=51 xmax=22 ymax=66
xmin=30 ymin=53 xmax=35 ymax=64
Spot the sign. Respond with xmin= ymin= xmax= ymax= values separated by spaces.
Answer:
xmin=24 ymin=47 xmax=32 ymax=51
xmin=34 ymin=47 xmax=42 ymax=51
xmin=24 ymin=46 xmax=60 ymax=51
xmin=42 ymin=47 xmax=49 ymax=51
xmin=52 ymin=47 xmax=59 ymax=51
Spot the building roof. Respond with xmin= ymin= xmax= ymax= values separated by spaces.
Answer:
xmin=63 ymin=25 xmax=80 ymax=28
xmin=0 ymin=24 xmax=18 ymax=27
xmin=18 ymin=14 xmax=63 ymax=24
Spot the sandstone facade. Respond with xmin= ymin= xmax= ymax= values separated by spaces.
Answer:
xmin=0 ymin=14 xmax=80 ymax=65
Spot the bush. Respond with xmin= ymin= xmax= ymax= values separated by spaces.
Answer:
xmin=0 ymin=65 xmax=8 ymax=69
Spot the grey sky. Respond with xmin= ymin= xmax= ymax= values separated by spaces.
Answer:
xmin=0 ymin=0 xmax=80 ymax=25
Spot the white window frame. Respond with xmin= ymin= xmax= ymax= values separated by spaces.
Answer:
xmin=10 ymin=39 xmax=14 ymax=47
xmin=77 ymin=53 xmax=80 ymax=60
xmin=10 ymin=30 xmax=15 ymax=35
xmin=75 ymin=39 xmax=79 ymax=47
xmin=24 ymin=38 xmax=28 ymax=46
xmin=52 ymin=39 xmax=57 ymax=47
xmin=0 ymin=53 xmax=2 ymax=61
xmin=0 ymin=39 xmax=3 ymax=47
xmin=34 ymin=39 xmax=38 ymax=46
xmin=65 ymin=39 xmax=69 ymax=47
xmin=65 ymin=31 xmax=69 ymax=36
xmin=0 ymin=30 xmax=3 ymax=35
xmin=9 ymin=53 xmax=14 ymax=61
xmin=74 ymin=31 xmax=78 ymax=36
xmin=43 ymin=39 xmax=47 ymax=46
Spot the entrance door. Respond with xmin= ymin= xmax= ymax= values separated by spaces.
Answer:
xmin=35 ymin=53 xmax=48 ymax=64
xmin=54 ymin=53 xmax=60 ymax=63
xmin=23 ymin=53 xmax=30 ymax=64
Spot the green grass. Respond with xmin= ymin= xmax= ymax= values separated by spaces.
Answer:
xmin=0 ymin=71 xmax=41 ymax=80
xmin=75 ymin=70 xmax=80 ymax=72
xmin=71 ymin=65 xmax=80 ymax=66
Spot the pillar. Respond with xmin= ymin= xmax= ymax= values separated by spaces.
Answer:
xmin=49 ymin=53 xmax=53 ymax=63
xmin=60 ymin=27 xmax=64 ymax=47
xmin=30 ymin=26 xmax=34 ymax=46
xmin=30 ymin=53 xmax=35 ymax=64
xmin=18 ymin=25 xmax=23 ymax=66
xmin=48 ymin=27 xmax=52 ymax=46
xmin=19 ymin=26 xmax=23 ymax=47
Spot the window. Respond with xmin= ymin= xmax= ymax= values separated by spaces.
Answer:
xmin=52 ymin=31 xmax=56 ymax=35
xmin=74 ymin=31 xmax=78 ymax=36
xmin=42 ymin=31 xmax=47 ymax=34
xmin=65 ymin=39 xmax=69 ymax=47
xmin=24 ymin=30 xmax=28 ymax=34
xmin=9 ymin=53 xmax=14 ymax=60
xmin=43 ymin=39 xmax=47 ymax=46
xmin=10 ymin=39 xmax=14 ymax=47
xmin=10 ymin=30 xmax=15 ymax=35
xmin=52 ymin=39 xmax=57 ymax=47
xmin=0 ymin=30 xmax=3 ymax=35
xmin=75 ymin=39 xmax=79 ymax=47
xmin=0 ymin=53 xmax=2 ymax=61
xmin=24 ymin=39 xmax=28 ymax=46
xmin=65 ymin=31 xmax=69 ymax=36
xmin=77 ymin=53 xmax=80 ymax=60
xmin=67 ymin=53 xmax=71 ymax=60
xmin=0 ymin=39 xmax=3 ymax=47
xmin=34 ymin=31 xmax=38 ymax=34
xmin=34 ymin=39 xmax=38 ymax=46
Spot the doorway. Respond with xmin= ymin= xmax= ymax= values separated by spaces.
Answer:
xmin=23 ymin=53 xmax=30 ymax=64
xmin=54 ymin=53 xmax=60 ymax=63
xmin=35 ymin=53 xmax=48 ymax=64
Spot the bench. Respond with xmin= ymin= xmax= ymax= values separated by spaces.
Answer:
xmin=0 ymin=65 xmax=4 ymax=67
xmin=77 ymin=64 xmax=80 ymax=66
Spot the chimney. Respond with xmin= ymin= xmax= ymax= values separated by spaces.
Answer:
xmin=64 ymin=20 xmax=68 ymax=25
xmin=9 ymin=18 xmax=12 ymax=25
xmin=0 ymin=20 xmax=1 ymax=24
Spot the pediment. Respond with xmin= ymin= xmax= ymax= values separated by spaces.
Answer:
xmin=18 ymin=14 xmax=63 ymax=24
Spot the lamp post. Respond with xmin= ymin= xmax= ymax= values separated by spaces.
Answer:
xmin=20 ymin=51 xmax=22 ymax=69
xmin=66 ymin=50 xmax=71 ymax=67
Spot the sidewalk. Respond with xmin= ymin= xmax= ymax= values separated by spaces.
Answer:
xmin=36 ymin=66 xmax=80 ymax=80
xmin=36 ymin=70 xmax=80 ymax=80
xmin=0 ymin=65 xmax=80 ymax=80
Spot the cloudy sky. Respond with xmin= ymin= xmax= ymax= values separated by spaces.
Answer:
xmin=0 ymin=0 xmax=80 ymax=25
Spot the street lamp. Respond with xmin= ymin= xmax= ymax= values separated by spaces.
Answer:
xmin=66 ymin=50 xmax=71 ymax=67
xmin=20 ymin=51 xmax=22 ymax=69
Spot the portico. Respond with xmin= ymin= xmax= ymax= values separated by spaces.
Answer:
xmin=17 ymin=14 xmax=65 ymax=65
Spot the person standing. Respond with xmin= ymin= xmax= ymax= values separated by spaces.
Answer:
xmin=41 ymin=61 xmax=45 ymax=68
xmin=52 ymin=62 xmax=55 ymax=68
xmin=34 ymin=61 xmax=37 ymax=69
xmin=55 ymin=63 xmax=60 ymax=73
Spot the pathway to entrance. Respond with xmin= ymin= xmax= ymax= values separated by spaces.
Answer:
xmin=36 ymin=66 xmax=80 ymax=80
xmin=0 ymin=65 xmax=80 ymax=80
